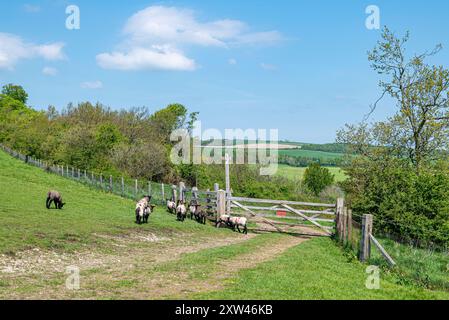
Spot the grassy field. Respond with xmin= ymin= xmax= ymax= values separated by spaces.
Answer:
xmin=0 ymin=150 xmax=447 ymax=300
xmin=278 ymin=149 xmax=344 ymax=161
xmin=276 ymin=164 xmax=347 ymax=182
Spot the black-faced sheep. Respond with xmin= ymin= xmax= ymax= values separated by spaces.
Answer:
xmin=229 ymin=216 xmax=248 ymax=234
xmin=194 ymin=205 xmax=207 ymax=225
xmin=188 ymin=200 xmax=199 ymax=220
xmin=176 ymin=200 xmax=187 ymax=222
xmin=166 ymin=199 xmax=176 ymax=214
xmin=135 ymin=196 xmax=153 ymax=224
xmin=46 ymin=191 xmax=65 ymax=209
xmin=215 ymin=214 xmax=231 ymax=228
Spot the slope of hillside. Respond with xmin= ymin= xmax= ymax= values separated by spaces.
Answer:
xmin=1 ymin=150 xmax=447 ymax=300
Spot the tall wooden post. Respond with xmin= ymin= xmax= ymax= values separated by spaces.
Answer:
xmin=171 ymin=185 xmax=178 ymax=204
xmin=78 ymin=169 xmax=81 ymax=179
xmin=225 ymin=153 xmax=231 ymax=215
xmin=346 ymin=209 xmax=353 ymax=246
xmin=161 ymin=183 xmax=165 ymax=201
xmin=335 ymin=198 xmax=345 ymax=241
xmin=134 ymin=179 xmax=138 ymax=200
xmin=341 ymin=207 xmax=348 ymax=245
xmin=109 ymin=175 xmax=113 ymax=192
xmin=360 ymin=214 xmax=373 ymax=262
xmin=121 ymin=177 xmax=125 ymax=196
xmin=148 ymin=181 xmax=152 ymax=196
xmin=179 ymin=182 xmax=185 ymax=202
xmin=216 ymin=190 xmax=226 ymax=221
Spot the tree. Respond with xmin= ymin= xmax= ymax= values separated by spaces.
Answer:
xmin=366 ymin=27 xmax=449 ymax=172
xmin=2 ymin=84 xmax=28 ymax=104
xmin=303 ymin=163 xmax=334 ymax=196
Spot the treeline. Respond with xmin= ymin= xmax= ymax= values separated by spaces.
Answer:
xmin=298 ymin=143 xmax=348 ymax=154
xmin=0 ymin=84 xmax=340 ymax=203
xmin=279 ymin=154 xmax=342 ymax=167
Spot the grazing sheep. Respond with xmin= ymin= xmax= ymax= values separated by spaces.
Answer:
xmin=215 ymin=214 xmax=231 ymax=228
xmin=229 ymin=216 xmax=248 ymax=234
xmin=135 ymin=196 xmax=152 ymax=224
xmin=166 ymin=199 xmax=176 ymax=214
xmin=46 ymin=191 xmax=65 ymax=209
xmin=194 ymin=205 xmax=207 ymax=225
xmin=143 ymin=204 xmax=156 ymax=224
xmin=176 ymin=200 xmax=187 ymax=222
xmin=188 ymin=200 xmax=199 ymax=220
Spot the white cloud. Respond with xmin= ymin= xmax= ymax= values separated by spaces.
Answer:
xmin=97 ymin=5 xmax=283 ymax=71
xmin=42 ymin=67 xmax=58 ymax=76
xmin=23 ymin=4 xmax=41 ymax=13
xmin=81 ymin=81 xmax=103 ymax=89
xmin=0 ymin=33 xmax=65 ymax=70
xmin=228 ymin=58 xmax=237 ymax=65
xmin=97 ymin=46 xmax=196 ymax=71
xmin=260 ymin=63 xmax=278 ymax=71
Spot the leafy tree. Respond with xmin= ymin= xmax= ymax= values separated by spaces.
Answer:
xmin=366 ymin=27 xmax=449 ymax=172
xmin=303 ymin=163 xmax=334 ymax=196
xmin=1 ymin=84 xmax=28 ymax=104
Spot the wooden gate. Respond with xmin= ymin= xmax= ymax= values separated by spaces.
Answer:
xmin=225 ymin=195 xmax=340 ymax=237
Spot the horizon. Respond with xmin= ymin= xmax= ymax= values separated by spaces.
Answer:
xmin=1 ymin=1 xmax=449 ymax=143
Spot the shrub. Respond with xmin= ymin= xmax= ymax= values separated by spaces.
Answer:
xmin=303 ymin=163 xmax=334 ymax=196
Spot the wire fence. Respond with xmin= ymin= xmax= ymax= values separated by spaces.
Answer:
xmin=0 ymin=144 xmax=200 ymax=205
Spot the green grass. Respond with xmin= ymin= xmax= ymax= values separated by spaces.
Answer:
xmin=195 ymin=238 xmax=449 ymax=300
xmin=0 ymin=150 xmax=229 ymax=255
xmin=276 ymin=164 xmax=347 ymax=182
xmin=279 ymin=149 xmax=344 ymax=161
xmin=369 ymin=237 xmax=449 ymax=291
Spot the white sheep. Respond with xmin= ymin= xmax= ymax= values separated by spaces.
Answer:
xmin=229 ymin=216 xmax=248 ymax=234
xmin=167 ymin=200 xmax=176 ymax=214
xmin=215 ymin=214 xmax=230 ymax=228
xmin=176 ymin=201 xmax=187 ymax=222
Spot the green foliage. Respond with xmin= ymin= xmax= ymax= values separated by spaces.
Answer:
xmin=342 ymin=156 xmax=449 ymax=247
xmin=1 ymin=84 xmax=28 ymax=104
xmin=303 ymin=163 xmax=334 ymax=196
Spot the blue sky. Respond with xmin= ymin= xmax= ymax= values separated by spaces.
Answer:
xmin=1 ymin=1 xmax=449 ymax=143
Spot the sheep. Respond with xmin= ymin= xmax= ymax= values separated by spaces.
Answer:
xmin=166 ymin=199 xmax=176 ymax=214
xmin=176 ymin=200 xmax=187 ymax=222
xmin=194 ymin=205 xmax=207 ymax=225
xmin=229 ymin=216 xmax=248 ymax=234
xmin=46 ymin=191 xmax=65 ymax=209
xmin=215 ymin=214 xmax=231 ymax=228
xmin=135 ymin=196 xmax=152 ymax=224
xmin=188 ymin=200 xmax=199 ymax=220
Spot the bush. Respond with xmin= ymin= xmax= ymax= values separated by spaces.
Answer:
xmin=303 ymin=163 xmax=334 ymax=196
xmin=342 ymin=157 xmax=449 ymax=247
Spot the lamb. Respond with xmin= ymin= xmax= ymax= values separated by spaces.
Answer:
xmin=46 ymin=191 xmax=65 ymax=209
xmin=188 ymin=200 xmax=199 ymax=220
xmin=135 ymin=196 xmax=153 ymax=224
xmin=194 ymin=205 xmax=207 ymax=225
xmin=215 ymin=214 xmax=231 ymax=228
xmin=176 ymin=200 xmax=187 ymax=222
xmin=229 ymin=216 xmax=248 ymax=234
xmin=166 ymin=199 xmax=176 ymax=214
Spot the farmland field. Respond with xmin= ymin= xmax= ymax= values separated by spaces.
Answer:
xmin=0 ymin=150 xmax=446 ymax=300
xmin=278 ymin=149 xmax=345 ymax=161
xmin=276 ymin=164 xmax=347 ymax=182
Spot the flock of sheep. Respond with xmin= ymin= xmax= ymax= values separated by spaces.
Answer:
xmin=136 ymin=195 xmax=248 ymax=234
xmin=45 ymin=190 xmax=248 ymax=234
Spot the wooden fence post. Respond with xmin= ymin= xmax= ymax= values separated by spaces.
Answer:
xmin=148 ymin=181 xmax=152 ymax=196
xmin=216 ymin=190 xmax=226 ymax=220
xmin=109 ymin=175 xmax=113 ymax=192
xmin=161 ymin=183 xmax=165 ymax=201
xmin=225 ymin=153 xmax=231 ymax=215
xmin=134 ymin=179 xmax=138 ymax=199
xmin=346 ymin=209 xmax=353 ymax=246
xmin=171 ymin=185 xmax=178 ymax=204
xmin=335 ymin=198 xmax=344 ymax=241
xmin=360 ymin=214 xmax=373 ymax=262
xmin=341 ymin=207 xmax=347 ymax=245
xmin=78 ymin=169 xmax=81 ymax=179
xmin=179 ymin=182 xmax=185 ymax=202
xmin=100 ymin=174 xmax=103 ymax=189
